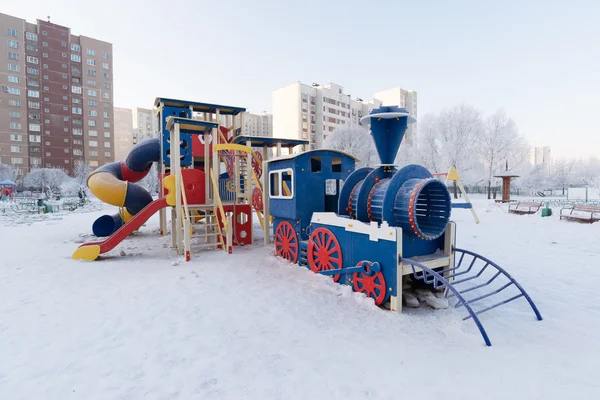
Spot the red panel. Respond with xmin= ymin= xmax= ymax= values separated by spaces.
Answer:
xmin=217 ymin=204 xmax=252 ymax=246
xmin=181 ymin=169 xmax=206 ymax=205
xmin=191 ymin=134 xmax=213 ymax=157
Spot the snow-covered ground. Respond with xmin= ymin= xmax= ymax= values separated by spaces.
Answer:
xmin=1 ymin=197 xmax=599 ymax=399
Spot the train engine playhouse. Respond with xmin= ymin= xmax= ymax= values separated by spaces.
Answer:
xmin=267 ymin=106 xmax=542 ymax=346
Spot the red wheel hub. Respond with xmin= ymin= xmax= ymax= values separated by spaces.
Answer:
xmin=353 ymin=261 xmax=386 ymax=305
xmin=252 ymin=187 xmax=263 ymax=212
xmin=274 ymin=221 xmax=298 ymax=263
xmin=308 ymin=227 xmax=342 ymax=282
xmin=252 ymin=151 xmax=263 ymax=179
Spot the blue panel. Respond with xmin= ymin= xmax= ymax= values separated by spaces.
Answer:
xmin=354 ymin=166 xmax=395 ymax=222
xmin=367 ymin=105 xmax=410 ymax=165
xmin=338 ymin=167 xmax=372 ymax=216
xmin=381 ymin=164 xmax=432 ymax=224
xmin=452 ymin=203 xmax=472 ymax=209
xmin=160 ymin=105 xmax=192 ymax=166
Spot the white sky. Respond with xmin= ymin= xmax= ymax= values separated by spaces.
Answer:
xmin=4 ymin=0 xmax=599 ymax=160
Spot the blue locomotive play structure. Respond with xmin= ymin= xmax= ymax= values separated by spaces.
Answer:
xmin=267 ymin=105 xmax=542 ymax=346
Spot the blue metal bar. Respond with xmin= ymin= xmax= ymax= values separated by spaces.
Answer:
xmin=447 ymin=262 xmax=490 ymax=284
xmin=402 ymin=258 xmax=492 ymax=346
xmin=463 ymin=294 xmax=524 ymax=320
xmin=447 ymin=271 xmax=501 ymax=298
xmin=318 ymin=265 xmax=363 ymax=276
xmin=454 ymin=248 xmax=543 ymax=321
xmin=455 ymin=281 xmax=513 ymax=308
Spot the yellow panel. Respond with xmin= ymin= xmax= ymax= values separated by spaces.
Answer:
xmin=72 ymin=245 xmax=101 ymax=261
xmin=163 ymin=175 xmax=176 ymax=206
xmin=87 ymin=172 xmax=127 ymax=207
xmin=446 ymin=167 xmax=461 ymax=181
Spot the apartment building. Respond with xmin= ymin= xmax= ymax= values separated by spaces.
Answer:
xmin=243 ymin=112 xmax=272 ymax=137
xmin=132 ymin=107 xmax=158 ymax=144
xmin=373 ymin=88 xmax=417 ymax=146
xmin=114 ymin=107 xmax=133 ymax=161
xmin=529 ymin=146 xmax=552 ymax=172
xmin=0 ymin=13 xmax=114 ymax=176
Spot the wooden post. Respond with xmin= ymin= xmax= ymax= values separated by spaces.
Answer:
xmin=390 ymin=228 xmax=403 ymax=313
xmin=173 ymin=122 xmax=182 ymax=254
xmin=262 ymin=146 xmax=270 ymax=246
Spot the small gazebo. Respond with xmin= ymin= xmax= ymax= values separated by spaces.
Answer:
xmin=494 ymin=162 xmax=519 ymax=203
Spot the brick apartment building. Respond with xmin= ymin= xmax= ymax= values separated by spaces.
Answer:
xmin=0 ymin=13 xmax=114 ymax=177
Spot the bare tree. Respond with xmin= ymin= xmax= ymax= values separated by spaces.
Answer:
xmin=324 ymin=126 xmax=379 ymax=168
xmin=73 ymin=160 xmax=93 ymax=194
xmin=0 ymin=163 xmax=17 ymax=182
xmin=415 ymin=113 xmax=443 ymax=173
xmin=475 ymin=110 xmax=527 ymax=199
xmin=23 ymin=168 xmax=70 ymax=199
xmin=551 ymin=158 xmax=576 ymax=195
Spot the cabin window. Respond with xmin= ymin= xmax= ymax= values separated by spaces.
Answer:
xmin=269 ymin=168 xmax=293 ymax=199
xmin=332 ymin=157 xmax=342 ymax=172
xmin=310 ymin=156 xmax=321 ymax=172
xmin=325 ymin=179 xmax=337 ymax=195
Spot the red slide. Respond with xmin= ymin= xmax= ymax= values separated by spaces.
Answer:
xmin=72 ymin=198 xmax=169 ymax=260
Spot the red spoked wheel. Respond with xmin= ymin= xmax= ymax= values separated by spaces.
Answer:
xmin=353 ymin=261 xmax=386 ymax=305
xmin=308 ymin=227 xmax=342 ymax=282
xmin=252 ymin=151 xmax=263 ymax=178
xmin=252 ymin=187 xmax=263 ymax=211
xmin=274 ymin=221 xmax=298 ymax=263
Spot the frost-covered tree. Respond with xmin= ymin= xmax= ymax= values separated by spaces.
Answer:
xmin=23 ymin=168 xmax=70 ymax=198
xmin=138 ymin=163 xmax=159 ymax=195
xmin=550 ymin=158 xmax=577 ymax=195
xmin=324 ymin=126 xmax=378 ymax=168
xmin=475 ymin=110 xmax=528 ymax=199
xmin=0 ymin=163 xmax=17 ymax=182
xmin=73 ymin=160 xmax=92 ymax=194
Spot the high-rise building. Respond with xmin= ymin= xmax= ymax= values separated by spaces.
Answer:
xmin=243 ymin=112 xmax=272 ymax=137
xmin=113 ymin=107 xmax=133 ymax=161
xmin=132 ymin=107 xmax=158 ymax=144
xmin=373 ymin=88 xmax=417 ymax=146
xmin=529 ymin=145 xmax=552 ymax=172
xmin=273 ymin=82 xmax=413 ymax=150
xmin=0 ymin=13 xmax=114 ymax=176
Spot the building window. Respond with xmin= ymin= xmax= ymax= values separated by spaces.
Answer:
xmin=41 ymin=31 xmax=47 ymax=36
xmin=11 ymin=145 xmax=23 ymax=153
xmin=26 ymin=44 xmax=37 ymax=51
xmin=103 ymin=82 xmax=110 ymax=89
xmin=103 ymin=92 xmax=110 ymax=99
xmin=27 ymin=90 xmax=40 ymax=98
xmin=27 ymin=55 xmax=38 ymax=64
xmin=29 ymin=123 xmax=41 ymax=132
xmin=7 ymin=29 xmax=18 ymax=37
xmin=42 ymin=42 xmax=48 ymax=46
xmin=104 ymin=151 xmax=111 ymax=158
xmin=7 ymin=39 xmax=18 ymax=48
xmin=9 ymin=111 xmax=20 ymax=118
xmin=71 ymin=43 xmax=81 ymax=52
xmin=8 ymin=52 xmax=19 ymax=60
xmin=29 ymin=134 xmax=41 ymax=143
xmin=72 ymin=107 xmax=82 ymax=114
xmin=42 ymin=52 xmax=48 ymax=58
xmin=63 ymin=106 xmax=68 ymax=111
xmin=63 ymin=116 xmax=69 ymax=122
xmin=62 ymin=63 xmax=67 ymax=69
xmin=102 ymin=52 xmax=109 ymax=59
xmin=7 ymin=87 xmax=21 ymax=95
xmin=43 ymin=86 xmax=49 ymax=91
xmin=72 ymin=86 xmax=82 ymax=94
xmin=87 ymin=80 xmax=96 ymax=87
xmin=103 ymin=112 xmax=110 ymax=118
xmin=73 ymin=149 xmax=83 ymax=156
xmin=88 ymin=89 xmax=97 ymax=96
xmin=28 ymin=101 xmax=40 ymax=109
xmin=88 ymin=99 xmax=97 ymax=106
xmin=88 ymin=69 xmax=96 ymax=76
xmin=88 ymin=130 xmax=98 ymax=136
xmin=103 ymin=102 xmax=109 ymax=108
xmin=87 ymin=59 xmax=96 ymax=66
xmin=102 ymin=62 xmax=109 ymax=69
xmin=27 ymin=67 xmax=38 ymax=75
xmin=73 ymin=139 xmax=83 ymax=145
xmin=103 ymin=131 xmax=111 ymax=138
xmin=28 ymin=78 xmax=39 ymax=87
xmin=73 ymin=128 xmax=82 ymax=135
xmin=8 ymin=64 xmax=20 ymax=72
xmin=10 ymin=134 xmax=23 ymax=141
xmin=88 ymin=120 xmax=96 ymax=127
xmin=61 ymin=41 xmax=66 ymax=47
xmin=89 ymin=140 xmax=98 ymax=147
xmin=104 ymin=142 xmax=111 ymax=148
xmin=87 ymin=49 xmax=96 ymax=56
xmin=71 ymin=54 xmax=81 ymax=62
xmin=310 ymin=157 xmax=322 ymax=172
xmin=9 ymin=75 xmax=22 ymax=84
xmin=11 ymin=157 xmax=24 ymax=165
xmin=88 ymin=110 xmax=97 ymax=116
xmin=43 ymin=64 xmax=48 ymax=69
xmin=9 ymin=99 xmax=21 ymax=106
xmin=72 ymin=98 xmax=81 ymax=104
xmin=103 ymin=122 xmax=110 ymax=128
xmin=103 ymin=73 xmax=109 ymax=79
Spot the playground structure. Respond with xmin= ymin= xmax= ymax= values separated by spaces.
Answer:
xmin=73 ymin=97 xmax=307 ymax=261
xmin=0 ymin=180 xmax=15 ymax=201
xmin=268 ymin=105 xmax=542 ymax=346
xmin=432 ymin=167 xmax=480 ymax=223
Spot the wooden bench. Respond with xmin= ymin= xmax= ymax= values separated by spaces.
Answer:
xmin=560 ymin=204 xmax=600 ymax=223
xmin=508 ymin=201 xmax=543 ymax=215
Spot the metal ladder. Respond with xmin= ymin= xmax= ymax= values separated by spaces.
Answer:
xmin=402 ymin=248 xmax=543 ymax=346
